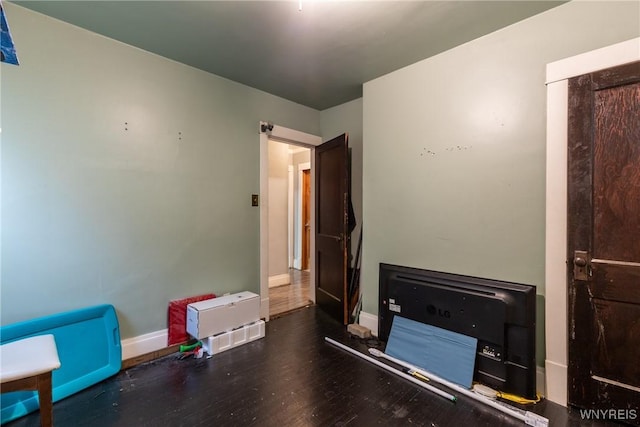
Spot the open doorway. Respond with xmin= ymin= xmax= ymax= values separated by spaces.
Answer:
xmin=259 ymin=123 xmax=323 ymax=321
xmin=267 ymin=140 xmax=312 ymax=317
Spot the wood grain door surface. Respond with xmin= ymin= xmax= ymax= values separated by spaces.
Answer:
xmin=567 ymin=61 xmax=640 ymax=420
xmin=315 ymin=134 xmax=350 ymax=324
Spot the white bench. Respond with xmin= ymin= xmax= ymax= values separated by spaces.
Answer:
xmin=1 ymin=334 xmax=61 ymax=427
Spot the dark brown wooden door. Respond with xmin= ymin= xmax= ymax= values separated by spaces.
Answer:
xmin=567 ymin=61 xmax=640 ymax=420
xmin=301 ymin=169 xmax=311 ymax=271
xmin=315 ymin=133 xmax=349 ymax=324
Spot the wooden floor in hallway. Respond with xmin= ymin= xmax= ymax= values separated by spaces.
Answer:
xmin=269 ymin=268 xmax=312 ymax=317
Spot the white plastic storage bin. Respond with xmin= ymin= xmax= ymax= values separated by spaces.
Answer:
xmin=202 ymin=320 xmax=265 ymax=355
xmin=186 ymin=291 xmax=260 ymax=339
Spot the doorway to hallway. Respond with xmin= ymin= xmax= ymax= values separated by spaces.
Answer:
xmin=267 ymin=140 xmax=313 ymax=317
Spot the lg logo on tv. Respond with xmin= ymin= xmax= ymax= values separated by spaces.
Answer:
xmin=426 ymin=304 xmax=450 ymax=319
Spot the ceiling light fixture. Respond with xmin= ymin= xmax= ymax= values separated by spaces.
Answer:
xmin=299 ymin=0 xmax=303 ymax=11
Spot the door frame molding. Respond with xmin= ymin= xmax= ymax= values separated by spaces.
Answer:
xmin=259 ymin=122 xmax=322 ymax=320
xmin=296 ymin=162 xmax=311 ymax=270
xmin=544 ymin=37 xmax=639 ymax=407
xmin=288 ymin=164 xmax=294 ymax=269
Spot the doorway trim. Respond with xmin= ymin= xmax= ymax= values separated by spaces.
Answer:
xmin=295 ymin=162 xmax=311 ymax=270
xmin=544 ymin=37 xmax=639 ymax=407
xmin=259 ymin=122 xmax=322 ymax=320
xmin=288 ymin=164 xmax=294 ymax=269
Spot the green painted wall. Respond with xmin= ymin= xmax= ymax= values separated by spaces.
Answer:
xmin=362 ymin=1 xmax=639 ymax=363
xmin=0 ymin=4 xmax=320 ymax=338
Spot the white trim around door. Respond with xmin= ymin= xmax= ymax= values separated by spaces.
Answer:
xmin=544 ymin=37 xmax=639 ymax=407
xmin=294 ymin=162 xmax=311 ymax=270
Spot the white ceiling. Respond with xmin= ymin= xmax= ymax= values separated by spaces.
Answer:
xmin=13 ymin=1 xmax=565 ymax=110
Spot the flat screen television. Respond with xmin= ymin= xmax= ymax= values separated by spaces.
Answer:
xmin=378 ymin=263 xmax=537 ymax=399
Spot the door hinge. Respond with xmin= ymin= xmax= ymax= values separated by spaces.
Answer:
xmin=573 ymin=250 xmax=591 ymax=281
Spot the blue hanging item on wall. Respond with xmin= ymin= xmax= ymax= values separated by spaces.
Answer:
xmin=1 ymin=2 xmax=19 ymax=65
xmin=385 ymin=315 xmax=478 ymax=389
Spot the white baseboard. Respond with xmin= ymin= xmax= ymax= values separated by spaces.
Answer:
xmin=545 ymin=360 xmax=567 ymax=406
xmin=358 ymin=311 xmax=378 ymax=337
xmin=293 ymin=257 xmax=302 ymax=270
xmin=121 ymin=329 xmax=168 ymax=361
xmin=268 ymin=273 xmax=291 ymax=288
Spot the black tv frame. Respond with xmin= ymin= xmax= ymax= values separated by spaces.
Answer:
xmin=378 ymin=263 xmax=537 ymax=399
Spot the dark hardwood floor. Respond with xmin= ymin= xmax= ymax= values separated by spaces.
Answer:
xmin=7 ymin=306 xmax=621 ymax=427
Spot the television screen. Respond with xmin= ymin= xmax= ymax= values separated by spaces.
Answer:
xmin=378 ymin=263 xmax=537 ymax=399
